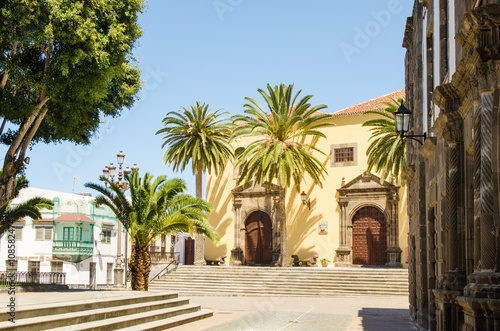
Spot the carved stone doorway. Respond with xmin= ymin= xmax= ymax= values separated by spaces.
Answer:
xmin=230 ymin=182 xmax=284 ymax=266
xmin=245 ymin=211 xmax=273 ymax=265
xmin=352 ymin=206 xmax=387 ymax=265
xmin=335 ymin=172 xmax=401 ymax=267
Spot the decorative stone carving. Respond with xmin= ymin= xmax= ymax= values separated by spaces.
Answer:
xmin=336 ymin=172 xmax=401 ymax=268
xmin=230 ymin=181 xmax=284 ymax=266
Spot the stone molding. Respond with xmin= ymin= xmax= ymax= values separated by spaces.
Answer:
xmin=230 ymin=181 xmax=284 ymax=266
xmin=336 ymin=172 xmax=401 ymax=267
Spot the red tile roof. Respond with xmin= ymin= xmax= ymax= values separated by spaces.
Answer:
xmin=331 ymin=90 xmax=405 ymax=118
xmin=55 ymin=214 xmax=95 ymax=223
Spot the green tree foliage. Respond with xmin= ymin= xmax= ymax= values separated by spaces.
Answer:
xmin=232 ymin=83 xmax=333 ymax=266
xmin=85 ymin=171 xmax=219 ymax=291
xmin=362 ymin=97 xmax=406 ymax=184
xmin=156 ymin=102 xmax=233 ymax=265
xmin=0 ymin=0 xmax=143 ymax=209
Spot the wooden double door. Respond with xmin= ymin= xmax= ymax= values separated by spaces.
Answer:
xmin=352 ymin=206 xmax=387 ymax=265
xmin=245 ymin=211 xmax=273 ymax=265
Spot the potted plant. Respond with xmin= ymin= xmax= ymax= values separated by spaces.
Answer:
xmin=321 ymin=258 xmax=330 ymax=267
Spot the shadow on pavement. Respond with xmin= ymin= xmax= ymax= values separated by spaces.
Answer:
xmin=359 ymin=307 xmax=417 ymax=331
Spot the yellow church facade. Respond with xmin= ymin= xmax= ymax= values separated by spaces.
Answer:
xmin=205 ymin=90 xmax=408 ymax=268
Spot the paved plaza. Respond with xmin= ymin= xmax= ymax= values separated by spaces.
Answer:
xmin=1 ymin=290 xmax=416 ymax=330
xmin=171 ymin=295 xmax=416 ymax=331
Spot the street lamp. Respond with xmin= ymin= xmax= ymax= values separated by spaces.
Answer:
xmin=102 ymin=151 xmax=138 ymax=191
xmin=394 ymin=104 xmax=427 ymax=145
xmin=300 ymin=191 xmax=311 ymax=210
xmin=102 ymin=151 xmax=138 ymax=289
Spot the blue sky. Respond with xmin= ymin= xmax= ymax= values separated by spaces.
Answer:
xmin=14 ymin=0 xmax=413 ymax=197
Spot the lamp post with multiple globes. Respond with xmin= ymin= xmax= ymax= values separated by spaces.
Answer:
xmin=102 ymin=151 xmax=138 ymax=288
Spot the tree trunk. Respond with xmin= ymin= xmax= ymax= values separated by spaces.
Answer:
xmin=129 ymin=243 xmax=151 ymax=291
xmin=280 ymin=185 xmax=289 ymax=267
xmin=194 ymin=163 xmax=206 ymax=265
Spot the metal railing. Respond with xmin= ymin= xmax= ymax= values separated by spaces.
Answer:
xmin=0 ymin=271 xmax=66 ymax=285
xmin=53 ymin=240 xmax=93 ymax=254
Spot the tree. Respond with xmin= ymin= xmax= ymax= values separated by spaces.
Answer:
xmin=85 ymin=171 xmax=219 ymax=291
xmin=362 ymin=97 xmax=406 ymax=184
xmin=0 ymin=174 xmax=53 ymax=237
xmin=156 ymin=102 xmax=233 ymax=265
xmin=0 ymin=0 xmax=143 ymax=210
xmin=232 ymin=83 xmax=333 ymax=266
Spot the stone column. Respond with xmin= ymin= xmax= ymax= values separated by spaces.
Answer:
xmin=434 ymin=111 xmax=466 ymax=331
xmin=230 ymin=200 xmax=243 ymax=266
xmin=386 ymin=192 xmax=402 ymax=268
xmin=335 ymin=201 xmax=351 ymax=266
xmin=458 ymin=88 xmax=500 ymax=330
xmin=271 ymin=197 xmax=281 ymax=266
xmin=114 ymin=222 xmax=124 ymax=287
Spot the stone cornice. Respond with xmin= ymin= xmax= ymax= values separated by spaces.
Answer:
xmin=457 ymin=4 xmax=500 ymax=52
xmin=419 ymin=137 xmax=437 ymax=159
xmin=402 ymin=16 xmax=414 ymax=49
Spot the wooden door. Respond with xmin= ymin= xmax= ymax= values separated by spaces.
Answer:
xmin=184 ymin=237 xmax=195 ymax=265
xmin=245 ymin=211 xmax=273 ymax=265
xmin=352 ymin=206 xmax=387 ymax=265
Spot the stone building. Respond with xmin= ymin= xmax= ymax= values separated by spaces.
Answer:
xmin=204 ymin=91 xmax=408 ymax=269
xmin=403 ymin=1 xmax=500 ymax=330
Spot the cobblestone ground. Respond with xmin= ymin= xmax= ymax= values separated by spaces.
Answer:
xmin=171 ymin=295 xmax=417 ymax=331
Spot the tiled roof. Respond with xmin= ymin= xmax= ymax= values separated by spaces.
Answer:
xmin=331 ymin=89 xmax=405 ymax=118
xmin=55 ymin=214 xmax=95 ymax=223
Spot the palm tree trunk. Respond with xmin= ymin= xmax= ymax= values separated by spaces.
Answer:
xmin=194 ymin=163 xmax=206 ymax=265
xmin=129 ymin=243 xmax=151 ymax=291
xmin=280 ymin=185 xmax=289 ymax=267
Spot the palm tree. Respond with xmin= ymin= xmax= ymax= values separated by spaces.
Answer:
xmin=156 ymin=102 xmax=233 ymax=265
xmin=0 ymin=174 xmax=53 ymax=237
xmin=362 ymin=97 xmax=406 ymax=184
xmin=232 ymin=83 xmax=333 ymax=266
xmin=85 ymin=171 xmax=219 ymax=291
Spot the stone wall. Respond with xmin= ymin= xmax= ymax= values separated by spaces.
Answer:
xmin=404 ymin=1 xmax=500 ymax=330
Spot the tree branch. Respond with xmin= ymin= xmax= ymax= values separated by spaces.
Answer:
xmin=0 ymin=41 xmax=18 ymax=90
xmin=18 ymin=105 xmax=49 ymax=161
xmin=4 ymin=96 xmax=49 ymax=165
xmin=0 ymin=118 xmax=6 ymax=137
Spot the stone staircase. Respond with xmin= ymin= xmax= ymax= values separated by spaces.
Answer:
xmin=0 ymin=292 xmax=212 ymax=330
xmin=150 ymin=265 xmax=409 ymax=297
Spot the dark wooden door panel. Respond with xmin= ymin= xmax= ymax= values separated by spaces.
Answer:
xmin=352 ymin=206 xmax=387 ymax=265
xmin=185 ymin=237 xmax=195 ymax=265
xmin=245 ymin=211 xmax=273 ymax=265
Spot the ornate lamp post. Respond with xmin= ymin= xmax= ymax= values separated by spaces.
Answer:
xmin=102 ymin=151 xmax=138 ymax=288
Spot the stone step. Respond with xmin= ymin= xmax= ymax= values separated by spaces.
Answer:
xmin=0 ymin=292 xmax=178 ymax=322
xmin=150 ymin=266 xmax=409 ymax=297
xmin=150 ymin=284 xmax=409 ymax=294
xmin=0 ymin=292 xmax=212 ymax=331
xmin=151 ymin=288 xmax=409 ymax=297
xmin=160 ymin=275 xmax=408 ymax=284
xmin=44 ymin=304 xmax=203 ymax=331
xmin=116 ymin=309 xmax=213 ymax=331
xmin=151 ymin=280 xmax=408 ymax=289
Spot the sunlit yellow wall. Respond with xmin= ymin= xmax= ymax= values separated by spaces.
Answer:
xmin=206 ymin=112 xmax=408 ymax=267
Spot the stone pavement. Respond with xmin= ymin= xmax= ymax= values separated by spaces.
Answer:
xmin=1 ymin=290 xmax=416 ymax=330
xmin=169 ymin=295 xmax=417 ymax=331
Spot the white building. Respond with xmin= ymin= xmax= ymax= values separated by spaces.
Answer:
xmin=0 ymin=188 xmax=126 ymax=288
